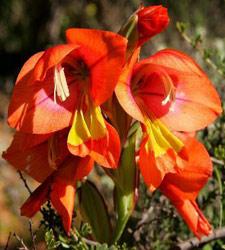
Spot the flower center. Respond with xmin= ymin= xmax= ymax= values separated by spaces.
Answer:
xmin=71 ymin=59 xmax=89 ymax=80
xmin=54 ymin=59 xmax=90 ymax=103
xmin=132 ymin=65 xmax=176 ymax=119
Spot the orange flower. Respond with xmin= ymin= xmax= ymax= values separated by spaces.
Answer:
xmin=160 ymin=136 xmax=212 ymax=238
xmin=7 ymin=29 xmax=127 ymax=168
xmin=116 ymin=49 xmax=222 ymax=190
xmin=3 ymin=130 xmax=93 ymax=234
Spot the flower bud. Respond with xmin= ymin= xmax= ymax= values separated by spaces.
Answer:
xmin=137 ymin=5 xmax=169 ymax=45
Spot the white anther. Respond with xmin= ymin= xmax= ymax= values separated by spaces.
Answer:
xmin=54 ymin=66 xmax=70 ymax=103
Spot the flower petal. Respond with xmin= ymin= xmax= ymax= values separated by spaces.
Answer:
xmin=3 ymin=131 xmax=69 ymax=182
xmin=21 ymin=177 xmax=51 ymax=217
xmin=139 ymin=119 xmax=187 ymax=190
xmin=21 ymin=156 xmax=93 ymax=234
xmin=67 ymin=105 xmax=106 ymax=149
xmin=139 ymin=49 xmax=222 ymax=131
xmin=15 ymin=51 xmax=44 ymax=85
xmin=139 ymin=135 xmax=178 ymax=191
xmin=68 ymin=120 xmax=120 ymax=169
xmin=159 ymin=137 xmax=212 ymax=237
xmin=115 ymin=48 xmax=144 ymax=122
xmin=173 ymin=200 xmax=212 ymax=238
xmin=66 ymin=28 xmax=127 ymax=105
xmin=160 ymin=137 xmax=212 ymax=200
xmin=50 ymin=156 xmax=93 ymax=233
xmin=31 ymin=44 xmax=79 ymax=82
xmin=50 ymin=180 xmax=75 ymax=234
xmin=8 ymin=45 xmax=80 ymax=133
xmin=90 ymin=121 xmax=121 ymax=168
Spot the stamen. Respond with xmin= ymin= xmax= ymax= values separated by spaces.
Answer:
xmin=161 ymin=93 xmax=171 ymax=105
xmin=161 ymin=74 xmax=176 ymax=106
xmin=59 ymin=67 xmax=70 ymax=97
xmin=54 ymin=66 xmax=70 ymax=103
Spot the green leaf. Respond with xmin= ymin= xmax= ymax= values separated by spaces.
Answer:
xmin=78 ymin=181 xmax=112 ymax=244
xmin=45 ymin=229 xmax=61 ymax=250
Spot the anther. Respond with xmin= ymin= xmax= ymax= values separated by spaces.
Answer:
xmin=54 ymin=66 xmax=70 ymax=103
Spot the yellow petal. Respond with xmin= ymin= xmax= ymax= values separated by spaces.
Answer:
xmin=68 ymin=105 xmax=106 ymax=147
xmin=144 ymin=118 xmax=183 ymax=157
xmin=68 ymin=109 xmax=91 ymax=146
xmin=89 ymin=105 xmax=106 ymax=139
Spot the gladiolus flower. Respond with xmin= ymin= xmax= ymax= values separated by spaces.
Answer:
xmin=160 ymin=136 xmax=213 ymax=238
xmin=116 ymin=49 xmax=221 ymax=190
xmin=3 ymin=130 xmax=93 ymax=234
xmin=7 ymin=29 xmax=127 ymax=168
xmin=137 ymin=5 xmax=169 ymax=46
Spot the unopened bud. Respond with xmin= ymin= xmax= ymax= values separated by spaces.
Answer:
xmin=137 ymin=5 xmax=169 ymax=46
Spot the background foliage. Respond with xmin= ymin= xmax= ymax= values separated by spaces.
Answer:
xmin=0 ymin=0 xmax=224 ymax=249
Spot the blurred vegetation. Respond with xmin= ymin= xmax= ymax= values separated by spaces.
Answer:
xmin=0 ymin=0 xmax=225 ymax=249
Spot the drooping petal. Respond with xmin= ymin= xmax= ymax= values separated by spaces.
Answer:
xmin=21 ymin=156 xmax=94 ymax=234
xmin=160 ymin=137 xmax=212 ymax=237
xmin=2 ymin=131 xmax=69 ymax=182
xmin=8 ymin=45 xmax=80 ymax=133
xmin=66 ymin=28 xmax=127 ymax=105
xmin=50 ymin=156 xmax=94 ymax=233
xmin=160 ymin=136 xmax=212 ymax=200
xmin=171 ymin=200 xmax=212 ymax=238
xmin=50 ymin=180 xmax=75 ymax=234
xmin=21 ymin=176 xmax=51 ymax=217
xmin=138 ymin=49 xmax=222 ymax=131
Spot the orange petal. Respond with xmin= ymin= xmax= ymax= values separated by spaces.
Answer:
xmin=3 ymin=131 xmax=69 ymax=182
xmin=21 ymin=177 xmax=51 ymax=217
xmin=160 ymin=137 xmax=212 ymax=200
xmin=50 ymin=179 xmax=75 ymax=234
xmin=90 ymin=121 xmax=121 ymax=168
xmin=159 ymin=137 xmax=212 ymax=237
xmin=56 ymin=156 xmax=94 ymax=182
xmin=31 ymin=44 xmax=79 ymax=82
xmin=68 ymin=121 xmax=120 ymax=168
xmin=66 ymin=28 xmax=127 ymax=105
xmin=16 ymin=51 xmax=44 ymax=85
xmin=115 ymin=47 xmax=144 ymax=122
xmin=173 ymin=200 xmax=212 ymax=238
xmin=140 ymin=49 xmax=222 ymax=131
xmin=50 ymin=156 xmax=93 ymax=233
xmin=8 ymin=45 xmax=80 ymax=133
xmin=139 ymin=136 xmax=178 ymax=191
